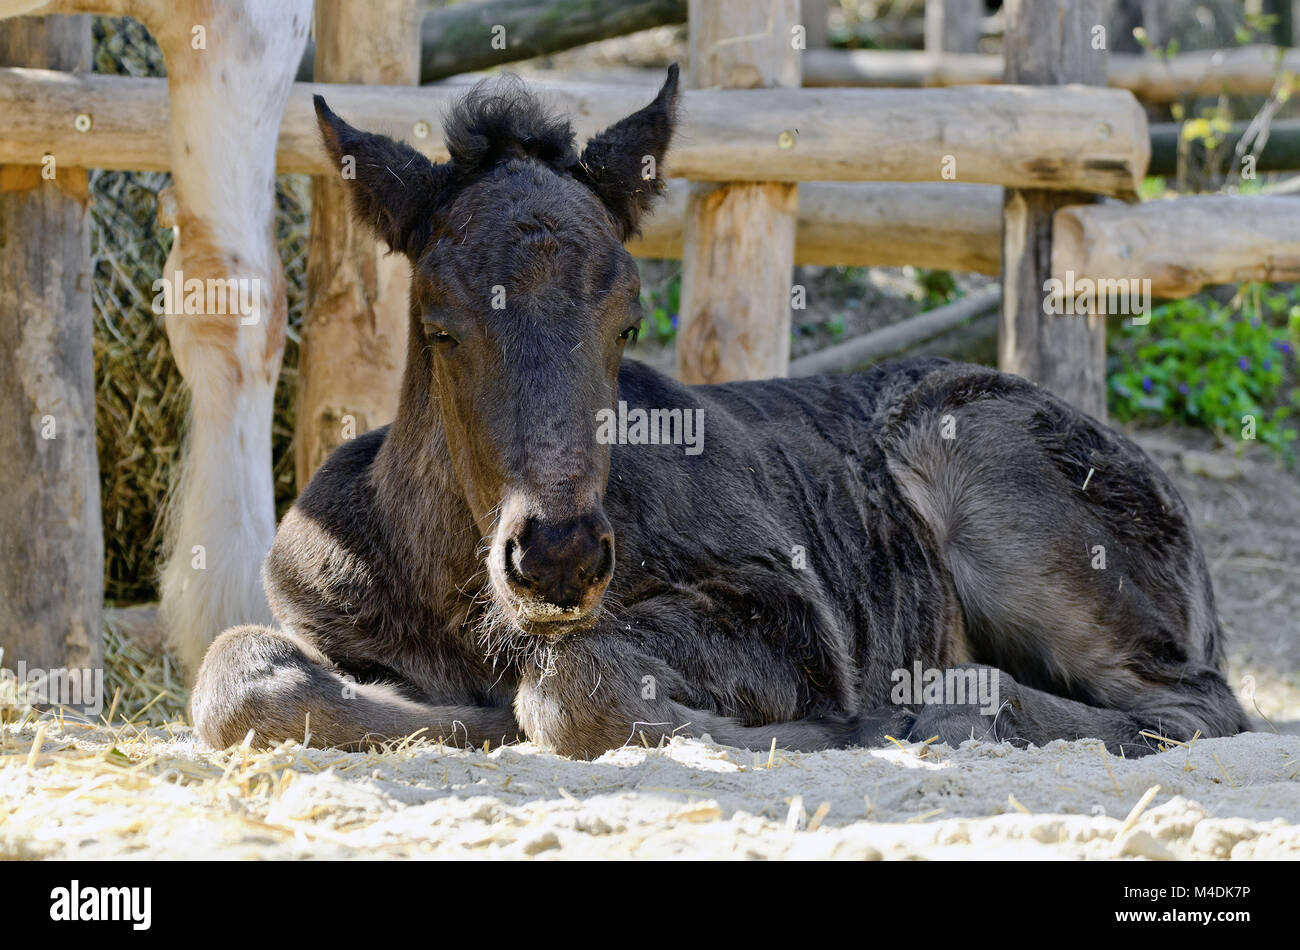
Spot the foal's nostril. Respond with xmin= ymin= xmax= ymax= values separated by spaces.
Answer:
xmin=582 ymin=534 xmax=614 ymax=584
xmin=502 ymin=537 xmax=529 ymax=588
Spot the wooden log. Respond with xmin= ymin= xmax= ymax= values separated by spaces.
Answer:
xmin=676 ymin=0 xmax=800 ymax=384
xmin=295 ymin=0 xmax=419 ymax=489
xmin=908 ymin=308 xmax=998 ymax=365
xmin=420 ymin=0 xmax=686 ymax=83
xmin=0 ymin=68 xmax=1151 ymax=197
xmin=630 ymin=179 xmax=1003 ymax=273
xmin=1111 ymin=0 xmax=1169 ymax=54
xmin=1275 ymin=0 xmax=1297 ymax=48
xmin=802 ymin=48 xmax=1000 ymax=87
xmin=1000 ymin=0 xmax=1108 ymax=420
xmin=1107 ymin=44 xmax=1300 ymax=102
xmin=296 ymin=0 xmax=689 ymax=83
xmin=788 ymin=285 xmax=1002 ymax=377
xmin=925 ymin=0 xmax=981 ymax=53
xmin=802 ymin=44 xmax=1300 ymax=103
xmin=305 ymin=2 xmax=999 ymax=78
xmin=1149 ymin=119 xmax=1300 ymax=176
xmin=1052 ymin=197 xmax=1300 ymax=300
xmin=0 ymin=15 xmax=102 ymax=681
xmin=802 ymin=0 xmax=828 ymax=49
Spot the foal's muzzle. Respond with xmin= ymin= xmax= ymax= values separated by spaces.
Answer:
xmin=492 ymin=507 xmax=615 ymax=632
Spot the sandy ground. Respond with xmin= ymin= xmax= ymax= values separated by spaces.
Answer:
xmin=1 ymin=726 xmax=1297 ymax=860
xmin=1136 ymin=429 xmax=1300 ymax=735
xmin=1 ymin=429 xmax=1297 ymax=860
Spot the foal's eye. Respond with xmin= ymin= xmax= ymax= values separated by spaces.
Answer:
xmin=619 ymin=324 xmax=640 ymax=344
xmin=424 ymin=325 xmax=457 ymax=346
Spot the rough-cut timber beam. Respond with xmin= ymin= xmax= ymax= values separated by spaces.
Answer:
xmin=0 ymin=12 xmax=103 ymax=682
xmin=675 ymin=0 xmax=801 ymax=385
xmin=631 ymin=179 xmax=1002 ymax=273
xmin=803 ymin=45 xmax=1300 ymax=102
xmin=1052 ymin=196 xmax=1300 ymax=300
xmin=0 ymin=69 xmax=1150 ymax=197
xmin=999 ymin=0 xmax=1108 ymax=420
xmin=297 ymin=0 xmax=689 ymax=83
xmin=1149 ymin=119 xmax=1300 ymax=175
xmin=788 ymin=285 xmax=1002 ymax=377
xmin=296 ymin=0 xmax=420 ymax=490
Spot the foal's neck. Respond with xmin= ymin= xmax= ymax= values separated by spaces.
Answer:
xmin=369 ymin=312 xmax=482 ymax=599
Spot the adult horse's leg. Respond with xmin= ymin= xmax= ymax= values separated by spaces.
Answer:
xmin=139 ymin=1 xmax=312 ymax=678
xmin=192 ymin=626 xmax=521 ymax=750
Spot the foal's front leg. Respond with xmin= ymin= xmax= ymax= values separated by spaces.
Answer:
xmin=513 ymin=629 xmax=877 ymax=760
xmin=191 ymin=626 xmax=520 ymax=750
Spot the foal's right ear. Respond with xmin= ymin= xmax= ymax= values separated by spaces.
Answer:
xmin=314 ymin=95 xmax=452 ymax=259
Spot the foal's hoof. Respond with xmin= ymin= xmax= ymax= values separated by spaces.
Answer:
xmin=907 ymin=703 xmax=1006 ymax=749
xmin=848 ymin=706 xmax=919 ymax=748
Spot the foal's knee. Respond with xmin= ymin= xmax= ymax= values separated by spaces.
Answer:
xmin=190 ymin=625 xmax=327 ymax=749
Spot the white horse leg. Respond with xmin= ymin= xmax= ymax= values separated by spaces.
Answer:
xmin=142 ymin=0 xmax=312 ymax=677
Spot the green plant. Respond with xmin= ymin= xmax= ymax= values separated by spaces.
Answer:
xmin=916 ymin=268 xmax=957 ymax=307
xmin=1109 ymin=284 xmax=1300 ymax=455
xmin=639 ymin=269 xmax=682 ymax=344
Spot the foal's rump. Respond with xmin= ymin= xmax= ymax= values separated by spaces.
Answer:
xmin=877 ymin=361 xmax=1247 ymax=748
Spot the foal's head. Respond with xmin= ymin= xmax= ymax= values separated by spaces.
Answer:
xmin=314 ymin=67 xmax=678 ymax=638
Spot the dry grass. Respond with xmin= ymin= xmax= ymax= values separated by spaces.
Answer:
xmin=101 ymin=617 xmax=188 ymax=726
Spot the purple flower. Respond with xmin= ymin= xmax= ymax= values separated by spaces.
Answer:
xmin=1263 ymin=359 xmax=1273 ymax=371
xmin=1178 ymin=383 xmax=1189 ymax=395
xmin=1238 ymin=357 xmax=1250 ymax=372
xmin=1273 ymin=340 xmax=1293 ymax=354
xmin=1142 ymin=376 xmax=1153 ymax=393
xmin=670 ymin=312 xmax=679 ymax=329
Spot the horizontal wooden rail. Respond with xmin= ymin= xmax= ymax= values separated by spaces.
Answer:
xmin=788 ymin=285 xmax=1003 ymax=376
xmin=1149 ymin=119 xmax=1300 ymax=175
xmin=803 ymin=45 xmax=1300 ymax=103
xmin=0 ymin=68 xmax=1149 ymax=196
xmin=1052 ymin=196 xmax=1300 ymax=299
xmin=639 ymin=188 xmax=1300 ymax=296
xmin=632 ymin=180 xmax=1003 ymax=273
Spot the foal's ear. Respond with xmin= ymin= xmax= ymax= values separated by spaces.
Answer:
xmin=314 ymin=95 xmax=451 ymax=259
xmin=573 ymin=64 xmax=679 ymax=241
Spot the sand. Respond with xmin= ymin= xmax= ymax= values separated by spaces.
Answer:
xmin=2 ymin=722 xmax=1297 ymax=860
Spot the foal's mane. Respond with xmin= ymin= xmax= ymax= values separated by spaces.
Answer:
xmin=443 ymin=77 xmax=580 ymax=179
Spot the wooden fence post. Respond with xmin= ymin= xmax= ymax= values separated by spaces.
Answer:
xmin=0 ymin=14 xmax=102 ymax=678
xmin=677 ymin=0 xmax=800 ymax=384
xmin=1000 ymin=0 xmax=1109 ymax=419
xmin=296 ymin=0 xmax=422 ymax=488
xmin=925 ymin=0 xmax=981 ymax=53
xmin=803 ymin=0 xmax=827 ymax=49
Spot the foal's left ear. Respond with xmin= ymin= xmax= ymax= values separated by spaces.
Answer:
xmin=314 ymin=94 xmax=452 ymax=259
xmin=573 ymin=64 xmax=680 ymax=242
